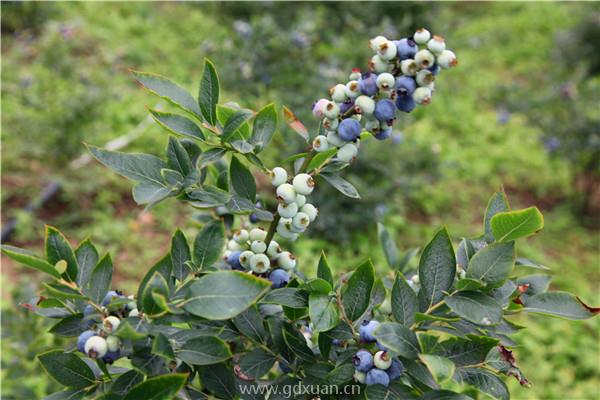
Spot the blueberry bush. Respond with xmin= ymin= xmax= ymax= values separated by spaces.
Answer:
xmin=3 ymin=29 xmax=598 ymax=400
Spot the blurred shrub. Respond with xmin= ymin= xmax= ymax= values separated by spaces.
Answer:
xmin=1 ymin=2 xmax=57 ymax=34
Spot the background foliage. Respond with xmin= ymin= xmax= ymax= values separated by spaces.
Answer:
xmin=1 ymin=2 xmax=599 ymax=399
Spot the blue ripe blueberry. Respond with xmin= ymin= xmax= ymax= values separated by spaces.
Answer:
xmin=366 ymin=368 xmax=390 ymax=386
xmin=374 ymin=127 xmax=392 ymax=141
xmin=396 ymin=76 xmax=417 ymax=97
xmin=374 ymin=99 xmax=396 ymax=122
xmin=227 ymin=251 xmax=243 ymax=270
xmin=77 ymin=330 xmax=96 ymax=353
xmin=428 ymin=64 xmax=441 ymax=76
xmin=332 ymin=339 xmax=342 ymax=346
xmin=396 ymin=95 xmax=416 ymax=113
xmin=338 ymin=118 xmax=362 ymax=142
xmin=395 ymin=38 xmax=418 ymax=60
xmin=339 ymin=100 xmax=354 ymax=115
xmin=249 ymin=213 xmax=260 ymax=223
xmin=353 ymin=349 xmax=374 ymax=372
xmin=101 ymin=291 xmax=121 ymax=307
xmin=359 ymin=320 xmax=380 ymax=343
xmin=84 ymin=304 xmax=95 ymax=317
xmin=102 ymin=350 xmax=121 ymax=364
xmin=268 ymin=269 xmax=290 ymax=288
xmin=386 ymin=359 xmax=405 ymax=381
xmin=358 ymin=73 xmax=378 ymax=97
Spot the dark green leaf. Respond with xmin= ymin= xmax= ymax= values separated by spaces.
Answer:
xmin=1 ymin=245 xmax=61 ymax=279
xmin=142 ymin=272 xmax=170 ymax=317
xmin=148 ymin=109 xmax=205 ymax=140
xmin=85 ymin=254 xmax=113 ymax=304
xmin=177 ymin=336 xmax=232 ymax=365
xmin=455 ymin=278 xmax=486 ymax=292
xmin=43 ymin=389 xmax=87 ymax=400
xmin=229 ymin=156 xmax=256 ymax=201
xmin=198 ymin=59 xmax=219 ymax=125
xmin=456 ymin=368 xmax=509 ymax=400
xmin=250 ymin=103 xmax=277 ymax=152
xmin=282 ymin=323 xmax=315 ymax=362
xmin=391 ymin=274 xmax=418 ymax=326
xmin=373 ymin=322 xmax=420 ymax=359
xmin=75 ymin=240 xmax=99 ymax=288
xmin=230 ymin=140 xmax=254 ymax=154
xmin=222 ymin=110 xmax=253 ymax=142
xmin=418 ymin=227 xmax=456 ymax=309
xmin=456 ymin=238 xmax=475 ymax=269
xmin=171 ymin=229 xmax=191 ymax=282
xmin=421 ymin=390 xmax=473 ymax=400
xmin=483 ymin=190 xmax=510 ymax=242
xmin=322 ymin=363 xmax=354 ymax=385
xmin=184 ymin=271 xmax=271 ymax=320
xmin=137 ymin=254 xmax=172 ymax=310
xmin=515 ymin=257 xmax=550 ymax=270
xmin=490 ymin=207 xmax=544 ymax=242
xmin=523 ymin=292 xmax=599 ymax=320
xmin=317 ymin=251 xmax=334 ymax=286
xmin=239 ymin=348 xmax=276 ymax=379
xmin=152 ymin=333 xmax=175 ymax=360
xmin=319 ymin=173 xmax=360 ymax=199
xmin=44 ymin=282 xmax=87 ymax=300
xmin=187 ymin=187 xmax=232 ymax=208
xmin=110 ymin=370 xmax=144 ymax=396
xmin=167 ymin=137 xmax=194 ymax=177
xmin=198 ymin=363 xmax=236 ymax=400
xmin=342 ymin=259 xmax=375 ymax=321
xmin=466 ymin=242 xmax=515 ymax=288
xmin=378 ymin=223 xmax=400 ymax=270
xmin=309 ymin=293 xmax=339 ymax=332
xmin=226 ymin=195 xmax=255 ymax=214
xmin=261 ymin=288 xmax=308 ymax=308
xmin=365 ymin=383 xmax=418 ymax=400
xmin=45 ymin=226 xmax=78 ymax=282
xmin=233 ymin=306 xmax=267 ymax=343
xmin=38 ymin=350 xmax=96 ymax=389
xmin=193 ymin=220 xmax=225 ymax=270
xmin=198 ymin=148 xmax=227 ymax=165
xmin=435 ymin=335 xmax=499 ymax=367
xmin=132 ymin=70 xmax=201 ymax=117
xmin=445 ymin=291 xmax=503 ymax=325
xmin=49 ymin=316 xmax=85 ymax=337
xmin=516 ymin=274 xmax=551 ymax=295
xmin=123 ymin=373 xmax=187 ymax=400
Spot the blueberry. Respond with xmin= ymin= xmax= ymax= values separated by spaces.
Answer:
xmin=332 ymin=339 xmax=342 ymax=346
xmin=365 ymin=368 xmax=390 ymax=386
xmin=396 ymin=96 xmax=416 ymax=113
xmin=227 ymin=251 xmax=243 ymax=270
xmin=386 ymin=359 xmax=404 ymax=381
xmin=337 ymin=118 xmax=361 ymax=142
xmin=374 ymin=99 xmax=396 ymax=122
xmin=339 ymin=100 xmax=355 ymax=115
xmin=428 ymin=64 xmax=441 ymax=76
xmin=374 ymin=350 xmax=392 ymax=370
xmin=77 ymin=330 xmax=96 ymax=353
xmin=358 ymin=73 xmax=378 ymax=96
xmin=359 ymin=320 xmax=380 ymax=343
xmin=353 ymin=349 xmax=374 ymax=372
xmin=268 ymin=269 xmax=290 ymax=288
xmin=249 ymin=213 xmax=260 ymax=224
xmin=101 ymin=291 xmax=121 ymax=307
xmin=396 ymin=76 xmax=417 ymax=97
xmin=102 ymin=350 xmax=121 ymax=364
xmin=84 ymin=336 xmax=108 ymax=359
xmin=395 ymin=38 xmax=418 ymax=60
xmin=374 ymin=127 xmax=392 ymax=141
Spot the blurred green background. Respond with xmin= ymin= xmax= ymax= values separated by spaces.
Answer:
xmin=1 ymin=2 xmax=599 ymax=399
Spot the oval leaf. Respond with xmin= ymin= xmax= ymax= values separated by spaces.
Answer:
xmin=490 ymin=207 xmax=544 ymax=242
xmin=418 ymin=227 xmax=456 ymax=309
xmin=342 ymin=260 xmax=375 ymax=321
xmin=373 ymin=322 xmax=420 ymax=359
xmin=198 ymin=59 xmax=219 ymax=125
xmin=445 ymin=291 xmax=503 ymax=325
xmin=193 ymin=220 xmax=225 ymax=270
xmin=466 ymin=241 xmax=515 ymax=287
xmin=38 ymin=350 xmax=96 ymax=389
xmin=132 ymin=70 xmax=201 ymax=117
xmin=123 ymin=373 xmax=187 ymax=400
xmin=177 ymin=336 xmax=232 ymax=365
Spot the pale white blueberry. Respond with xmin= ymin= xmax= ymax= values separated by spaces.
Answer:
xmin=312 ymin=98 xmax=329 ymax=119
xmin=369 ymin=35 xmax=387 ymax=51
xmin=239 ymin=250 xmax=254 ymax=268
xmin=292 ymin=174 xmax=315 ymax=195
xmin=267 ymin=241 xmax=282 ymax=258
xmin=323 ymin=101 xmax=340 ymax=119
xmin=277 ymin=218 xmax=298 ymax=240
xmin=415 ymin=49 xmax=435 ymax=69
xmin=313 ymin=135 xmax=329 ymax=153
xmin=413 ymin=28 xmax=431 ymax=44
xmin=326 ymin=131 xmax=346 ymax=147
xmin=103 ymin=316 xmax=120 ymax=334
xmin=413 ymin=87 xmax=432 ymax=105
xmin=270 ymin=167 xmax=288 ymax=187
xmin=250 ymin=253 xmax=270 ymax=273
xmin=416 ymin=69 xmax=435 ymax=87
xmin=437 ymin=49 xmax=457 ymax=69
xmin=233 ymin=229 xmax=249 ymax=244
xmin=292 ymin=212 xmax=310 ymax=231
xmin=85 ymin=336 xmax=108 ymax=358
xmin=278 ymin=251 xmax=297 ymax=270
xmin=369 ymin=55 xmax=390 ymax=73
xmin=376 ymin=73 xmax=395 ymax=90
xmin=278 ymin=202 xmax=299 ymax=218
xmin=251 ymin=240 xmax=267 ymax=254
xmin=300 ymin=203 xmax=318 ymax=222
xmin=249 ymin=228 xmax=267 ymax=241
xmin=295 ymin=194 xmax=307 ymax=208
xmin=329 ymin=83 xmax=348 ymax=102
xmin=345 ymin=80 xmax=361 ymax=99
xmin=276 ymin=183 xmax=297 ymax=204
xmin=377 ymin=40 xmax=397 ymax=61
xmin=227 ymin=239 xmax=245 ymax=251
xmin=354 ymin=95 xmax=376 ymax=117
xmin=427 ymin=35 xmax=446 ymax=55
xmin=349 ymin=68 xmax=362 ymax=81
xmin=337 ymin=143 xmax=358 ymax=163
xmin=400 ymin=59 xmax=418 ymax=76
xmin=374 ymin=351 xmax=392 ymax=370
xmin=323 ymin=118 xmax=339 ymax=131
xmin=106 ymin=335 xmax=121 ymax=352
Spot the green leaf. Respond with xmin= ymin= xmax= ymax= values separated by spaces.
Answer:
xmin=490 ymin=207 xmax=544 ymax=242
xmin=282 ymin=323 xmax=315 ymax=362
xmin=43 ymin=389 xmax=87 ymax=400
xmin=177 ymin=336 xmax=232 ymax=365
xmin=222 ymin=109 xmax=254 ymax=142
xmin=188 ymin=186 xmax=232 ymax=208
xmin=233 ymin=306 xmax=267 ymax=343
xmin=399 ymin=247 xmax=420 ymax=272
xmin=114 ymin=320 xmax=148 ymax=341
xmin=148 ymin=109 xmax=205 ymax=140
xmin=87 ymin=145 xmax=167 ymax=189
xmin=309 ymin=293 xmax=339 ymax=332
xmin=166 ymin=137 xmax=194 ymax=177
xmin=198 ymin=363 xmax=236 ymax=400
xmin=152 ymin=333 xmax=175 ymax=360
xmin=85 ymin=254 xmax=113 ymax=304
xmin=516 ymin=274 xmax=551 ymax=295
xmin=306 ymin=147 xmax=338 ymax=173
xmin=515 ymin=257 xmax=550 ymax=270
xmin=123 ymin=373 xmax=187 ymax=400
xmin=249 ymin=103 xmax=277 ymax=152
xmin=132 ymin=182 xmax=172 ymax=206
xmin=75 ymin=239 xmax=99 ymax=288
xmin=171 ymin=229 xmax=191 ymax=282
xmin=110 ymin=370 xmax=144 ymax=396
xmin=229 ymin=155 xmax=256 ymax=201
xmin=132 ymin=70 xmax=201 ymax=117
xmin=373 ymin=322 xmax=420 ymax=359
xmin=136 ymin=253 xmax=172 ymax=310
xmin=49 ymin=316 xmax=85 ymax=337
xmin=317 ymin=251 xmax=334 ymax=286
xmin=419 ymin=354 xmax=455 ymax=384
xmin=319 ymin=172 xmax=360 ymax=199
xmin=421 ymin=390 xmax=473 ymax=400
xmin=523 ymin=291 xmax=599 ymax=320
xmin=365 ymin=383 xmax=418 ymax=400
xmin=391 ymin=274 xmax=418 ymax=326
xmin=456 ymin=368 xmax=509 ymax=400
xmin=445 ymin=291 xmax=503 ymax=325
xmin=184 ymin=271 xmax=271 ymax=320
xmin=38 ymin=350 xmax=96 ymax=389
xmin=418 ymin=227 xmax=456 ymax=309
xmin=342 ymin=259 xmax=375 ymax=321
xmin=301 ymin=278 xmax=332 ymax=294
xmin=455 ymin=278 xmax=486 ymax=292
xmin=435 ymin=335 xmax=499 ymax=367
xmin=1 ymin=245 xmax=61 ymax=279
xmin=466 ymin=242 xmax=515 ymax=287
xmin=483 ymin=190 xmax=510 ymax=242
xmin=45 ymin=226 xmax=78 ymax=282
xmin=198 ymin=147 xmax=227 ymax=165
xmin=457 ymin=238 xmax=476 ymax=269
xmin=198 ymin=59 xmax=219 ymax=125
xmin=141 ymin=272 xmax=170 ymax=317
xmin=193 ymin=220 xmax=225 ymax=270
xmin=261 ymin=288 xmax=308 ymax=308
xmin=323 ymin=363 xmax=355 ymax=385
xmin=239 ymin=348 xmax=276 ymax=379
xmin=378 ymin=223 xmax=400 ymax=270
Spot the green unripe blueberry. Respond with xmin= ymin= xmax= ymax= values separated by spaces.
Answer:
xmin=267 ymin=241 xmax=282 ymax=258
xmin=249 ymin=228 xmax=267 ymax=242
xmin=337 ymin=143 xmax=358 ymax=163
xmin=323 ymin=117 xmax=339 ymax=131
xmin=413 ymin=87 xmax=432 ymax=105
xmin=326 ymin=131 xmax=345 ymax=147
xmin=377 ymin=39 xmax=397 ymax=61
xmin=376 ymin=73 xmax=395 ymax=90
xmin=330 ymin=83 xmax=348 ymax=103
xmin=250 ymin=240 xmax=267 ymax=254
xmin=106 ymin=335 xmax=121 ymax=352
xmin=354 ymin=95 xmax=376 ymax=117
xmin=416 ymin=69 xmax=435 ymax=87
xmin=323 ymin=101 xmax=340 ymax=119
xmin=345 ymin=80 xmax=361 ymax=99
xmin=269 ymin=167 xmax=288 ymax=187
xmin=415 ymin=49 xmax=435 ymax=69
xmin=437 ymin=49 xmax=457 ymax=69
xmin=239 ymin=250 xmax=254 ymax=268
xmin=300 ymin=203 xmax=318 ymax=222
xmin=413 ymin=28 xmax=431 ymax=44
xmin=400 ymin=59 xmax=418 ymax=76
xmin=292 ymin=174 xmax=315 ymax=196
xmin=227 ymin=239 xmax=246 ymax=251
xmin=295 ymin=194 xmax=307 ymax=208
xmin=313 ymin=135 xmax=329 ymax=153
xmin=292 ymin=212 xmax=310 ymax=231
xmin=369 ymin=55 xmax=390 ymax=73
xmin=103 ymin=316 xmax=120 ymax=334
xmin=250 ymin=253 xmax=270 ymax=273
xmin=354 ymin=370 xmax=366 ymax=384
xmin=427 ymin=35 xmax=446 ymax=55
xmin=278 ymin=251 xmax=297 ymax=270
xmin=369 ymin=35 xmax=387 ymax=51
xmin=276 ymin=183 xmax=297 ymax=204
xmin=374 ymin=350 xmax=392 ymax=370
xmin=233 ymin=229 xmax=249 ymax=244
xmin=278 ymin=202 xmax=299 ymax=218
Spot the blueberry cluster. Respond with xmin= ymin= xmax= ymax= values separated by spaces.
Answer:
xmin=224 ymin=227 xmax=297 ymax=288
xmin=354 ymin=320 xmax=405 ymax=386
xmin=269 ymin=167 xmax=319 ymax=241
xmin=77 ymin=291 xmax=137 ymax=364
xmin=312 ymin=28 xmax=457 ymax=158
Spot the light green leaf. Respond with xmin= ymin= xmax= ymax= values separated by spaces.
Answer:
xmin=317 ymin=251 xmax=334 ymax=286
xmin=148 ymin=109 xmax=205 ymax=140
xmin=319 ymin=172 xmax=360 ymax=199
xmin=221 ymin=109 xmax=254 ymax=142
xmin=523 ymin=291 xmax=599 ymax=320
xmin=250 ymin=103 xmax=277 ymax=152
xmin=132 ymin=70 xmax=201 ymax=117
xmin=1 ymin=245 xmax=61 ymax=279
xmin=466 ymin=242 xmax=515 ymax=287
xmin=490 ymin=207 xmax=544 ymax=242
xmin=306 ymin=147 xmax=338 ymax=173
xmin=419 ymin=354 xmax=455 ymax=384
xmin=166 ymin=137 xmax=194 ymax=177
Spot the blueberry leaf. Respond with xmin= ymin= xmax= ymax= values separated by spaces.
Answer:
xmin=38 ymin=350 xmax=96 ymax=389
xmin=193 ymin=220 xmax=225 ymax=270
xmin=176 ymin=336 xmax=232 ymax=365
xmin=378 ymin=222 xmax=399 ymax=270
xmin=229 ymin=155 xmax=256 ymax=202
xmin=170 ymin=229 xmax=191 ymax=282
xmin=198 ymin=59 xmax=219 ymax=125
xmin=1 ymin=245 xmax=61 ymax=279
xmin=319 ymin=172 xmax=360 ymax=199
xmin=75 ymin=239 xmax=99 ymax=288
xmin=465 ymin=241 xmax=515 ymax=287
xmin=483 ymin=189 xmax=510 ymax=242
xmin=418 ymin=227 xmax=456 ymax=310
xmin=85 ymin=253 xmax=113 ymax=304
xmin=309 ymin=293 xmax=339 ymax=332
xmin=316 ymin=251 xmax=334 ymax=286
xmin=132 ymin=70 xmax=201 ymax=118
xmin=522 ymin=291 xmax=600 ymax=320
xmin=445 ymin=291 xmax=503 ymax=325
xmin=342 ymin=259 xmax=375 ymax=321
xmin=45 ymin=226 xmax=78 ymax=282
xmin=373 ymin=322 xmax=420 ymax=359
xmin=250 ymin=103 xmax=278 ymax=152
xmin=490 ymin=207 xmax=544 ymax=242
xmin=239 ymin=348 xmax=276 ymax=379
xmin=123 ymin=373 xmax=187 ymax=400
xmin=148 ymin=109 xmax=205 ymax=140
xmin=391 ymin=274 xmax=418 ymax=326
